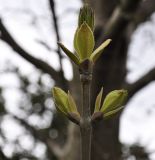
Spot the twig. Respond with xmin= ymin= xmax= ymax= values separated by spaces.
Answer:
xmin=79 ymin=60 xmax=93 ymax=160
xmin=125 ymin=67 xmax=155 ymax=101
xmin=49 ymin=0 xmax=64 ymax=74
xmin=0 ymin=18 xmax=68 ymax=90
xmin=97 ymin=0 xmax=142 ymax=43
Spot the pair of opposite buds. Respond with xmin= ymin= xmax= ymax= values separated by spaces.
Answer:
xmin=58 ymin=4 xmax=111 ymax=66
xmin=52 ymin=87 xmax=128 ymax=125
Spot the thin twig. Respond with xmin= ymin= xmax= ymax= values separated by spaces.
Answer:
xmin=0 ymin=18 xmax=68 ymax=90
xmin=49 ymin=0 xmax=64 ymax=73
xmin=79 ymin=60 xmax=93 ymax=160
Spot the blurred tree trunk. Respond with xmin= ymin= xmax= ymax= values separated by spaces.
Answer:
xmin=91 ymin=36 xmax=127 ymax=160
xmin=90 ymin=1 xmax=127 ymax=159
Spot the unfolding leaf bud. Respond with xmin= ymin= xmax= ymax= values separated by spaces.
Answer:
xmin=74 ymin=22 xmax=94 ymax=61
xmin=68 ymin=91 xmax=79 ymax=115
xmin=78 ymin=4 xmax=94 ymax=31
xmin=101 ymin=89 xmax=128 ymax=118
xmin=58 ymin=42 xmax=80 ymax=65
xmin=59 ymin=4 xmax=111 ymax=65
xmin=90 ymin=39 xmax=111 ymax=63
xmin=94 ymin=87 xmax=103 ymax=112
xmin=52 ymin=87 xmax=68 ymax=115
xmin=52 ymin=87 xmax=80 ymax=124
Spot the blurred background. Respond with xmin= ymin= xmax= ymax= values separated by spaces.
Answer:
xmin=0 ymin=0 xmax=155 ymax=160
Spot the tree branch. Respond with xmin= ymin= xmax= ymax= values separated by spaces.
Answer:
xmin=133 ymin=0 xmax=155 ymax=26
xmin=49 ymin=0 xmax=64 ymax=73
xmin=98 ymin=0 xmax=142 ymax=43
xmin=95 ymin=0 xmax=155 ymax=101
xmin=125 ymin=67 xmax=155 ymax=100
xmin=0 ymin=18 xmax=68 ymax=89
xmin=98 ymin=0 xmax=155 ymax=43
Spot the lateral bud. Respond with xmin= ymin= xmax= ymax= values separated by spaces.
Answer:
xmin=91 ymin=112 xmax=103 ymax=122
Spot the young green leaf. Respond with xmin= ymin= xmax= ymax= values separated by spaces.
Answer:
xmin=68 ymin=91 xmax=79 ymax=115
xmin=74 ymin=22 xmax=94 ymax=61
xmin=52 ymin=87 xmax=69 ymax=115
xmin=58 ymin=42 xmax=80 ymax=65
xmin=74 ymin=29 xmax=81 ymax=58
xmin=94 ymin=87 xmax=103 ymax=112
xmin=101 ymin=89 xmax=127 ymax=114
xmin=104 ymin=106 xmax=124 ymax=119
xmin=90 ymin=39 xmax=111 ymax=62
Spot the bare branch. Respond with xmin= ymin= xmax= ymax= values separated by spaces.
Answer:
xmin=95 ymin=0 xmax=155 ymax=101
xmin=134 ymin=0 xmax=155 ymax=26
xmin=49 ymin=0 xmax=64 ymax=72
xmin=125 ymin=67 xmax=155 ymax=100
xmin=0 ymin=18 xmax=68 ymax=89
xmin=35 ymin=39 xmax=56 ymax=51
xmin=98 ymin=0 xmax=142 ymax=43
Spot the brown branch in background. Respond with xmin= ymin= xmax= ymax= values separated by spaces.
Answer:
xmin=97 ymin=0 xmax=155 ymax=43
xmin=35 ymin=39 xmax=56 ymax=52
xmin=49 ymin=0 xmax=64 ymax=74
xmin=98 ymin=0 xmax=142 ymax=43
xmin=0 ymin=18 xmax=68 ymax=90
xmin=125 ymin=67 xmax=155 ymax=101
xmin=102 ymin=0 xmax=155 ymax=102
xmin=96 ymin=0 xmax=155 ymax=102
xmin=134 ymin=0 xmax=155 ymax=26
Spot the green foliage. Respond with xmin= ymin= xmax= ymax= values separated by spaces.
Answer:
xmin=52 ymin=4 xmax=128 ymax=160
xmin=53 ymin=4 xmax=128 ymax=122
xmin=58 ymin=4 xmax=111 ymax=65
xmin=90 ymin=39 xmax=112 ymax=62
xmin=94 ymin=87 xmax=103 ymax=112
xmin=52 ymin=87 xmax=80 ymax=121
xmin=101 ymin=90 xmax=128 ymax=118
xmin=58 ymin=42 xmax=80 ymax=65
xmin=74 ymin=22 xmax=94 ymax=61
xmin=52 ymin=87 xmax=69 ymax=115
xmin=93 ymin=89 xmax=127 ymax=119
xmin=53 ymin=2 xmax=129 ymax=122
xmin=68 ymin=91 xmax=79 ymax=115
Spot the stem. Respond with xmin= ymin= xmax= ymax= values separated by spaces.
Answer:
xmin=81 ymin=81 xmax=92 ymax=160
xmin=79 ymin=60 xmax=92 ymax=160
